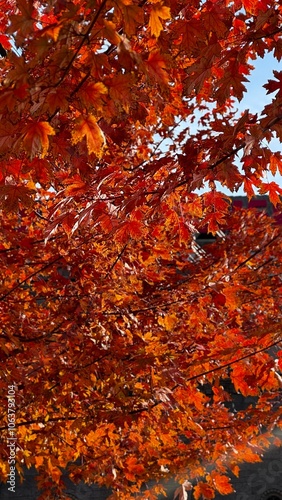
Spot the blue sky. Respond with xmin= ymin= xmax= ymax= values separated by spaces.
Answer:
xmin=157 ymin=52 xmax=281 ymax=196
xmin=219 ymin=52 xmax=282 ymax=195
xmin=239 ymin=52 xmax=281 ymax=115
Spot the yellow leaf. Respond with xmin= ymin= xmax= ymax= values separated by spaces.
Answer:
xmin=134 ymin=382 xmax=144 ymax=390
xmin=143 ymin=331 xmax=154 ymax=342
xmin=158 ymin=313 xmax=177 ymax=331
xmin=23 ymin=121 xmax=55 ymax=158
xmin=45 ymin=23 xmax=62 ymax=41
xmin=27 ymin=433 xmax=37 ymax=441
xmin=71 ymin=114 xmax=105 ymax=157
xmin=149 ymin=3 xmax=170 ymax=37
xmin=85 ymin=430 xmax=99 ymax=446
xmin=103 ymin=20 xmax=122 ymax=45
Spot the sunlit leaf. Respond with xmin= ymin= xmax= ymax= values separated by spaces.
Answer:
xmin=71 ymin=114 xmax=105 ymax=156
xmin=23 ymin=121 xmax=55 ymax=158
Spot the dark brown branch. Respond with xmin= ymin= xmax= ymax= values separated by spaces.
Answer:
xmin=175 ymin=115 xmax=282 ymax=190
xmin=0 ymin=235 xmax=61 ymax=254
xmin=250 ymin=27 xmax=282 ymax=42
xmin=232 ymin=232 xmax=281 ymax=272
xmin=185 ymin=338 xmax=282 ymax=383
xmin=6 ymin=321 xmax=65 ymax=343
xmin=104 ymin=243 xmax=128 ymax=279
xmin=0 ymin=416 xmax=77 ymax=432
xmin=0 ymin=340 xmax=280 ymax=431
xmin=211 ymin=114 xmax=282 ymax=171
xmin=0 ymin=256 xmax=62 ymax=302
xmin=54 ymin=0 xmax=107 ymax=89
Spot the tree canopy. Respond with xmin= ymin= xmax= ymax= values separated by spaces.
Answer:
xmin=0 ymin=0 xmax=281 ymax=498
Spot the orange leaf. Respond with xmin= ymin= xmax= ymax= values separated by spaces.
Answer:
xmin=230 ymin=464 xmax=240 ymax=478
xmin=244 ymin=177 xmax=255 ymax=199
xmin=63 ymin=175 xmax=87 ymax=197
xmin=23 ymin=121 xmax=55 ymax=158
xmin=149 ymin=3 xmax=170 ymax=38
xmin=236 ymin=444 xmax=262 ymax=463
xmin=80 ymin=82 xmax=107 ymax=111
xmin=222 ymin=286 xmax=240 ymax=311
xmin=241 ymin=0 xmax=258 ymax=14
xmin=119 ymin=2 xmax=144 ymax=36
xmin=71 ymin=114 xmax=105 ymax=157
xmin=47 ymin=459 xmax=62 ymax=484
xmin=146 ymin=50 xmax=169 ymax=84
xmin=203 ymin=191 xmax=231 ymax=212
xmin=158 ymin=313 xmax=178 ymax=331
xmin=35 ymin=456 xmax=44 ymax=468
xmin=125 ymin=456 xmax=145 ymax=481
xmin=193 ymin=482 xmax=215 ymax=500
xmin=260 ymin=181 xmax=282 ymax=207
xmin=211 ymin=472 xmax=234 ymax=495
xmin=269 ymin=152 xmax=282 ymax=176
xmin=202 ymin=211 xmax=226 ymax=235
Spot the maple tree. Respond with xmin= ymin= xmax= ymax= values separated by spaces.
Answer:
xmin=0 ymin=0 xmax=282 ymax=498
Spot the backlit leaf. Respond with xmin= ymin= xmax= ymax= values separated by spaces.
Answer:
xmin=149 ymin=3 xmax=170 ymax=38
xmin=71 ymin=115 xmax=105 ymax=157
xmin=23 ymin=121 xmax=55 ymax=158
xmin=146 ymin=50 xmax=169 ymax=84
xmin=0 ymin=184 xmax=34 ymax=212
xmin=211 ymin=472 xmax=234 ymax=495
xmin=263 ymin=70 xmax=282 ymax=97
xmin=193 ymin=482 xmax=215 ymax=500
xmin=260 ymin=181 xmax=282 ymax=207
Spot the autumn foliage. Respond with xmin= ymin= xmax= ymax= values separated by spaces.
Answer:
xmin=0 ymin=0 xmax=282 ymax=498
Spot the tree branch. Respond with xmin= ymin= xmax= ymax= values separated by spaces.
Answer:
xmin=0 ymin=256 xmax=62 ymax=302
xmin=54 ymin=0 xmax=107 ymax=89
